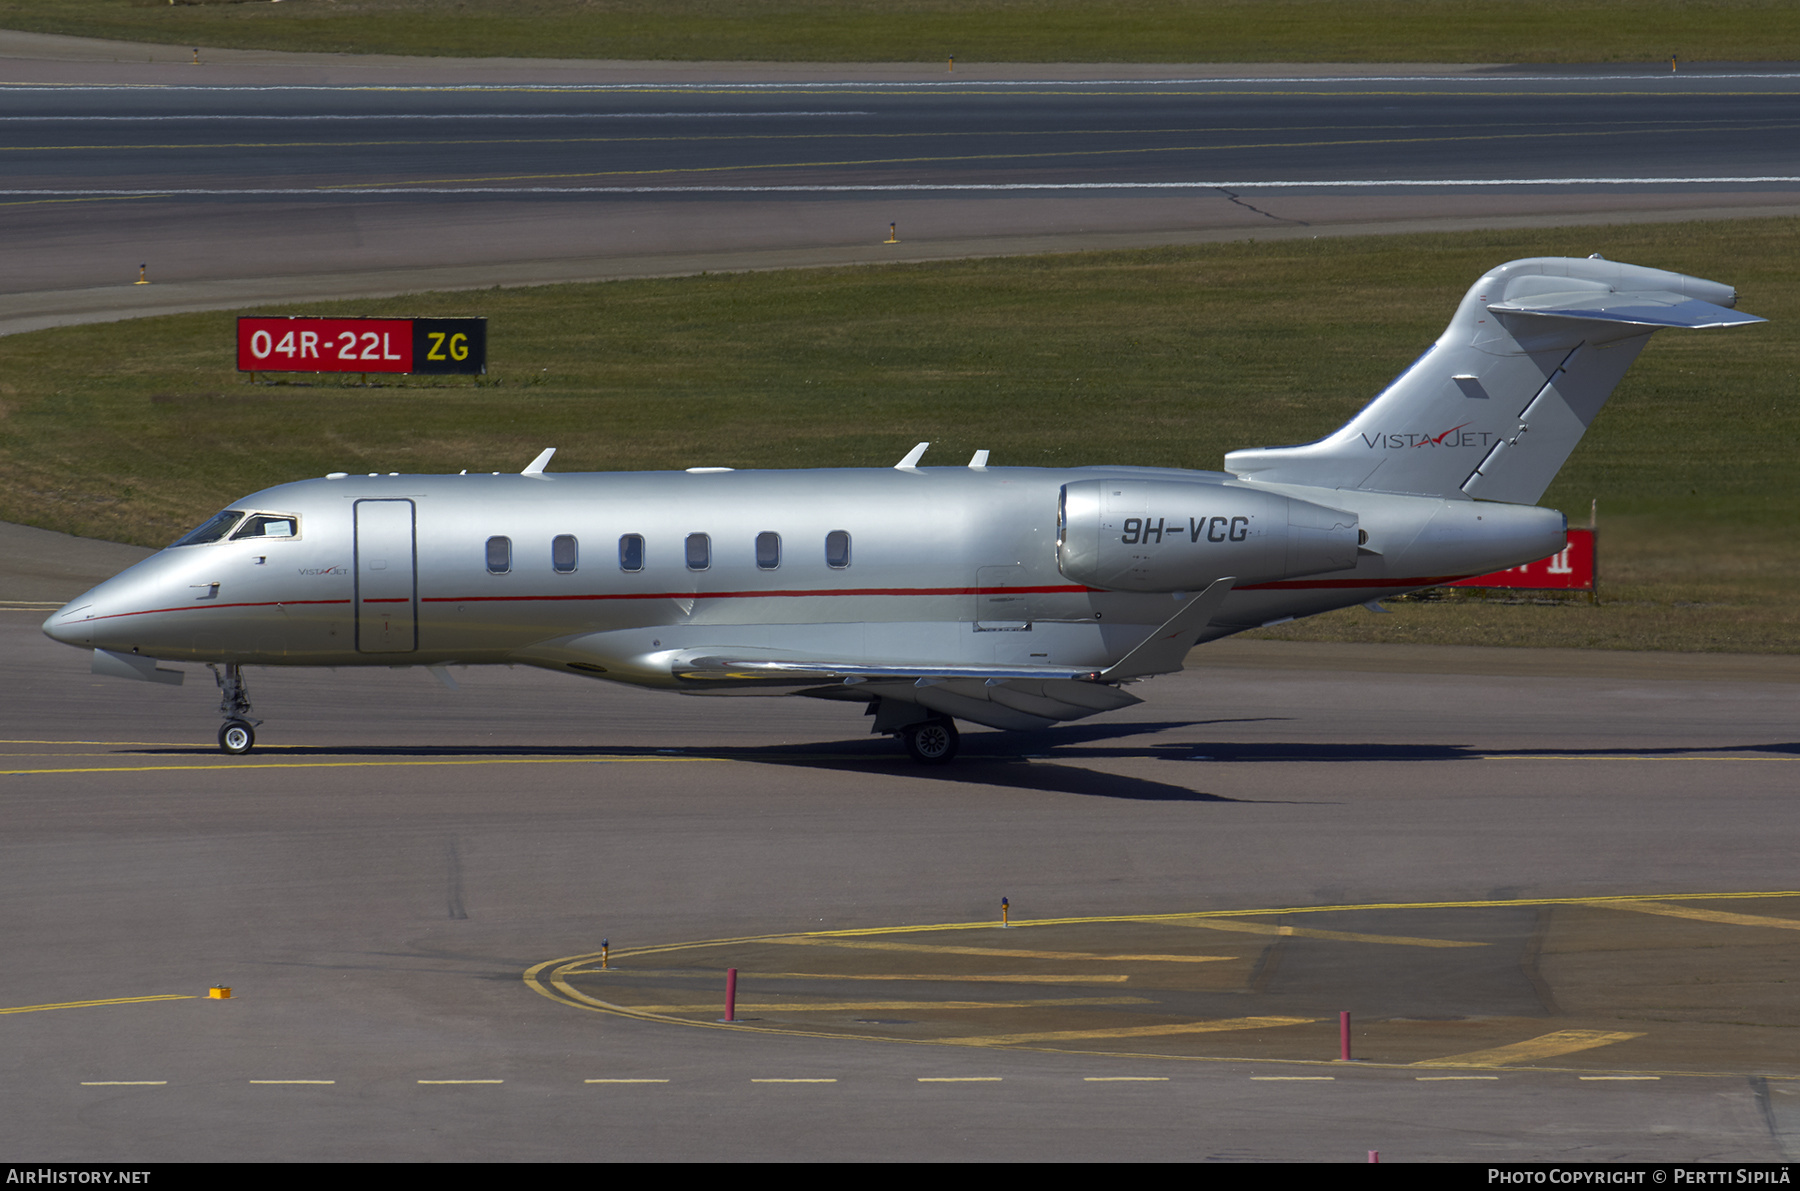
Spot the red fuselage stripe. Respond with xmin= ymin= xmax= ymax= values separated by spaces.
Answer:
xmin=72 ymin=578 xmax=1469 ymax=624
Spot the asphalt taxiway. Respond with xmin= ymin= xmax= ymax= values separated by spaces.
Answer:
xmin=4 ymin=532 xmax=1799 ymax=1161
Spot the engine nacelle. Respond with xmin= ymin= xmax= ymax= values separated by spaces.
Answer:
xmin=1057 ymin=478 xmax=1360 ymax=591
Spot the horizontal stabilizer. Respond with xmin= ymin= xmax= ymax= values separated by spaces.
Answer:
xmin=1488 ymin=291 xmax=1765 ymax=329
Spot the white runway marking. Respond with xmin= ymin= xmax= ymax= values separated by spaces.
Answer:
xmin=2 ymin=75 xmax=1797 ymax=94
xmin=0 ymin=178 xmax=1792 ymax=201
xmin=0 ymin=111 xmax=869 ymax=122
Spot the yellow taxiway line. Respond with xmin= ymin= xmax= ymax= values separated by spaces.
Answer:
xmin=0 ymin=755 xmax=701 ymax=777
xmin=1 ymin=994 xmax=194 ymax=1015
xmin=1413 ymin=1031 xmax=1646 ymax=1069
xmin=621 ymin=996 xmax=1151 ymax=1014
xmin=1171 ymin=919 xmax=1484 ymax=948
xmin=768 ymin=937 xmax=1233 ymax=963
xmin=524 ymin=889 xmax=1800 ymax=1073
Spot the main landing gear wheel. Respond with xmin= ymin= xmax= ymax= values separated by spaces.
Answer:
xmin=900 ymin=719 xmax=959 ymax=765
xmin=219 ymin=719 xmax=255 ymax=755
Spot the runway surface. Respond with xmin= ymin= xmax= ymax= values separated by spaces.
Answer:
xmin=1 ymin=43 xmax=1796 ymax=334
xmin=4 ymin=532 xmax=1799 ymax=1161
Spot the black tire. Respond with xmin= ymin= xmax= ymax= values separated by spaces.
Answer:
xmin=901 ymin=719 xmax=959 ymax=764
xmin=219 ymin=720 xmax=255 ymax=755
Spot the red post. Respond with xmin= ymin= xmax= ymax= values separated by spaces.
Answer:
xmin=1369 ymin=1151 xmax=1380 ymax=1163
xmin=724 ymin=968 xmax=738 ymax=1022
xmin=1340 ymin=1010 xmax=1351 ymax=1061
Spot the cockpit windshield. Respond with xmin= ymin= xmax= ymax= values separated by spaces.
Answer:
xmin=230 ymin=514 xmax=299 ymax=541
xmin=169 ymin=509 xmax=245 ymax=548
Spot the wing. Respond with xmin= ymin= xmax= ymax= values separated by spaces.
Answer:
xmin=667 ymin=654 xmax=1133 ymax=731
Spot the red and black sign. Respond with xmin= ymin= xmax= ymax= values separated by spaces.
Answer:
xmin=1450 ymin=528 xmax=1597 ymax=592
xmin=237 ymin=317 xmax=486 ymax=375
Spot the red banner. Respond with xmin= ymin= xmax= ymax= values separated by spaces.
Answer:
xmin=237 ymin=318 xmax=414 ymax=373
xmin=1449 ymin=527 xmax=1596 ymax=591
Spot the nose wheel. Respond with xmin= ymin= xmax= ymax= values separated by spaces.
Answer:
xmin=208 ymin=663 xmax=263 ymax=755
xmin=899 ymin=718 xmax=959 ymax=764
xmin=219 ymin=720 xmax=255 ymax=755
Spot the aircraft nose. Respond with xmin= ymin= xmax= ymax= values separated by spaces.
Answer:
xmin=43 ymin=597 xmax=100 ymax=648
xmin=41 ymin=569 xmax=138 ymax=651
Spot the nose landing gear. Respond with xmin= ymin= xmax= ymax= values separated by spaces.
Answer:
xmin=208 ymin=663 xmax=262 ymax=755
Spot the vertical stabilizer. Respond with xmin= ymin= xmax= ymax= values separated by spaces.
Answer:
xmin=1224 ymin=257 xmax=1762 ymax=504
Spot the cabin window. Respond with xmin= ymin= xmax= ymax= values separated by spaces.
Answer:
xmin=686 ymin=533 xmax=711 ymax=571
xmin=756 ymin=532 xmax=781 ymax=571
xmin=485 ymin=536 xmax=511 ymax=575
xmin=619 ymin=534 xmax=644 ymax=572
xmin=231 ymin=513 xmax=298 ymax=541
xmin=552 ymin=534 xmax=578 ymax=574
xmin=825 ymin=530 xmax=852 ymax=569
xmin=170 ymin=509 xmax=244 ymax=548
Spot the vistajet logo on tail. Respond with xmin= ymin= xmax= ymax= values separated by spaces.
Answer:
xmin=1361 ymin=423 xmax=1496 ymax=450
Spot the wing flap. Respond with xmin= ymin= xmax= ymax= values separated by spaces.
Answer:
xmin=672 ymin=654 xmax=1102 ymax=684
xmin=881 ymin=677 xmax=1142 ymax=731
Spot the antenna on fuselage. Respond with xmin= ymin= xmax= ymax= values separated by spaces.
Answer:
xmin=894 ymin=442 xmax=929 ymax=469
xmin=967 ymin=450 xmax=990 ymax=469
xmin=522 ymin=448 xmax=556 ymax=476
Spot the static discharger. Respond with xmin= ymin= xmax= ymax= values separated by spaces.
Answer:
xmin=208 ymin=986 xmax=231 ymax=1000
xmin=886 ymin=222 xmax=898 ymax=244
xmin=721 ymin=968 xmax=738 ymax=1023
xmin=135 ymin=264 xmax=148 ymax=286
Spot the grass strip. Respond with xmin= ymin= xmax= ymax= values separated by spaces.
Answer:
xmin=1 ymin=1 xmax=1796 ymax=66
xmin=2 ymin=218 xmax=1794 ymax=652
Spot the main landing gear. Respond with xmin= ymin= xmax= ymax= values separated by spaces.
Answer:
xmin=898 ymin=717 xmax=960 ymax=765
xmin=208 ymin=662 xmax=262 ymax=755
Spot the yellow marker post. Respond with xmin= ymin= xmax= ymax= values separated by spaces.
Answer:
xmin=601 ymin=939 xmax=609 ymax=970
xmin=949 ymin=56 xmax=954 ymax=73
xmin=192 ymin=48 xmax=200 ymax=66
xmin=135 ymin=264 xmax=148 ymax=285
xmin=885 ymin=223 xmax=898 ymax=244
xmin=1001 ymin=897 xmax=1010 ymax=928
xmin=208 ymin=986 xmax=231 ymax=1000
xmin=1671 ymin=53 xmax=1679 ymax=73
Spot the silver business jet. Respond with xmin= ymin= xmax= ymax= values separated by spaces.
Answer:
xmin=44 ymin=256 xmax=1762 ymax=761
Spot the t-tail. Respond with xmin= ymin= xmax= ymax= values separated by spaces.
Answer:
xmin=1224 ymin=256 xmax=1763 ymax=503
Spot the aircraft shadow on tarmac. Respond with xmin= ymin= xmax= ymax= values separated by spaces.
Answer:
xmin=116 ymin=721 xmax=1800 ymax=805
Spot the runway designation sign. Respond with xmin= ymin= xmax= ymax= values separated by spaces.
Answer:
xmin=237 ymin=316 xmax=486 ymax=375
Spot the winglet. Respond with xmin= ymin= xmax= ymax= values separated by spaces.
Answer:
xmin=895 ymin=442 xmax=929 ymax=469
xmin=522 ymin=448 xmax=556 ymax=476
xmin=1100 ymin=577 xmax=1237 ymax=681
